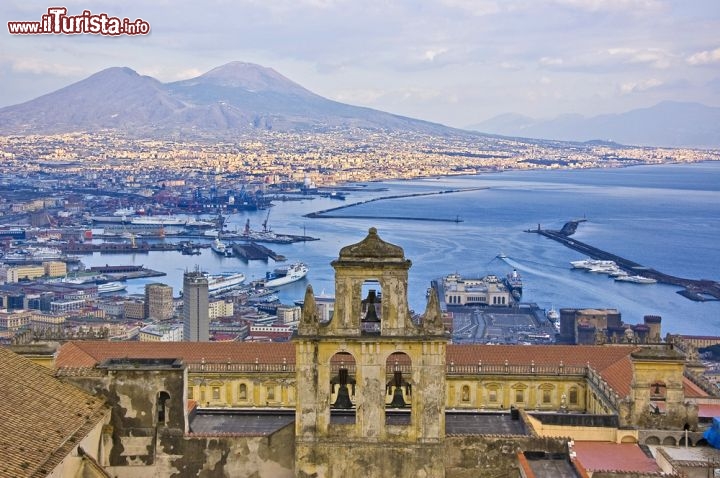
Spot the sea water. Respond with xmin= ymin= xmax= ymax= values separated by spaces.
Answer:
xmin=81 ymin=162 xmax=720 ymax=336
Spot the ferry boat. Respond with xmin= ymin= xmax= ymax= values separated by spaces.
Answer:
xmin=570 ymin=259 xmax=618 ymax=270
xmin=97 ymin=282 xmax=127 ymax=294
xmin=264 ymin=262 xmax=309 ymax=288
xmin=207 ymin=272 xmax=246 ymax=295
xmin=211 ymin=238 xmax=233 ymax=257
xmin=614 ymin=275 xmax=657 ymax=284
xmin=504 ymin=269 xmax=523 ymax=297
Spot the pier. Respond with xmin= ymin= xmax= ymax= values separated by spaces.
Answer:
xmin=304 ymin=187 xmax=489 ymax=222
xmin=530 ymin=220 xmax=720 ymax=302
xmin=232 ymin=242 xmax=286 ymax=262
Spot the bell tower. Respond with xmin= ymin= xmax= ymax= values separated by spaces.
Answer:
xmin=295 ymin=228 xmax=447 ymax=478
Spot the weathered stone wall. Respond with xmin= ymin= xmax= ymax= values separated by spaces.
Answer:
xmin=153 ymin=423 xmax=295 ymax=478
xmin=61 ymin=365 xmax=186 ymax=468
xmin=296 ymin=442 xmax=444 ymax=478
xmin=444 ymin=435 xmax=568 ymax=478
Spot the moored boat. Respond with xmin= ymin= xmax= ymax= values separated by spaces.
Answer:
xmin=264 ymin=262 xmax=309 ymax=288
xmin=207 ymin=272 xmax=246 ymax=295
xmin=97 ymin=282 xmax=127 ymax=294
xmin=614 ymin=275 xmax=657 ymax=284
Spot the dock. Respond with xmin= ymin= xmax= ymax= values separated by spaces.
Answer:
xmin=232 ymin=242 xmax=286 ymax=262
xmin=304 ymin=187 xmax=489 ymax=222
xmin=529 ymin=220 xmax=720 ymax=302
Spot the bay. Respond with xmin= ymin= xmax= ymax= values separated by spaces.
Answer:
xmin=81 ymin=162 xmax=720 ymax=337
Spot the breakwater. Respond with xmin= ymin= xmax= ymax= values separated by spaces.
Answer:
xmin=530 ymin=221 xmax=720 ymax=302
xmin=304 ymin=187 xmax=489 ymax=222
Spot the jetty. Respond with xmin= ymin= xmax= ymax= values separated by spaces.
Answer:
xmin=304 ymin=187 xmax=489 ymax=222
xmin=232 ymin=242 xmax=286 ymax=262
xmin=529 ymin=220 xmax=720 ymax=302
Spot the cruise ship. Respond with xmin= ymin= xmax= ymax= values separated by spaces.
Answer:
xmin=614 ymin=275 xmax=657 ymax=284
xmin=211 ymin=238 xmax=233 ymax=257
xmin=97 ymin=282 xmax=127 ymax=294
xmin=264 ymin=262 xmax=309 ymax=288
xmin=207 ymin=272 xmax=246 ymax=295
xmin=570 ymin=259 xmax=617 ymax=270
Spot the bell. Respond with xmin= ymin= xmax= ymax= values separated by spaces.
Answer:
xmin=388 ymin=370 xmax=408 ymax=408
xmin=332 ymin=384 xmax=354 ymax=409
xmin=389 ymin=386 xmax=407 ymax=408
xmin=362 ymin=289 xmax=381 ymax=323
xmin=331 ymin=368 xmax=355 ymax=409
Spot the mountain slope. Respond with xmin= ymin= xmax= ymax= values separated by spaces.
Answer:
xmin=469 ymin=102 xmax=720 ymax=148
xmin=0 ymin=62 xmax=459 ymax=136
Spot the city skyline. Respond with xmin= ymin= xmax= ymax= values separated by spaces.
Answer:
xmin=2 ymin=0 xmax=719 ymax=129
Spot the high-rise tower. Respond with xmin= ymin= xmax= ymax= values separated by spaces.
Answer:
xmin=183 ymin=270 xmax=208 ymax=342
xmin=145 ymin=283 xmax=173 ymax=321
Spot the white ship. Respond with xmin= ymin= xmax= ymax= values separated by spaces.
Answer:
xmin=130 ymin=216 xmax=215 ymax=228
xmin=614 ymin=275 xmax=657 ymax=284
xmin=570 ymin=259 xmax=617 ymax=270
xmin=97 ymin=282 xmax=127 ymax=294
xmin=211 ymin=238 xmax=233 ymax=257
xmin=264 ymin=262 xmax=309 ymax=288
xmin=207 ymin=272 xmax=246 ymax=295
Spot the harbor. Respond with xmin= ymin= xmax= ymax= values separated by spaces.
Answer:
xmin=530 ymin=220 xmax=720 ymax=302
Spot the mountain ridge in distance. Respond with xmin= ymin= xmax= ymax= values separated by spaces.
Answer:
xmin=469 ymin=101 xmax=720 ymax=148
xmin=0 ymin=62 xmax=466 ymax=138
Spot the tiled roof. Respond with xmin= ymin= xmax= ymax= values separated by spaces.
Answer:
xmin=57 ymin=342 xmax=637 ymax=397
xmin=572 ymin=442 xmax=661 ymax=474
xmin=56 ymin=341 xmax=296 ymax=367
xmin=697 ymin=403 xmax=720 ymax=419
xmin=0 ymin=347 xmax=109 ymax=478
xmin=683 ymin=376 xmax=710 ymax=398
xmin=448 ymin=344 xmax=637 ymax=396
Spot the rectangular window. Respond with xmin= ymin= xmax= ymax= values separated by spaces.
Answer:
xmin=187 ymin=387 xmax=194 ymax=400
xmin=488 ymin=389 xmax=497 ymax=402
xmin=515 ymin=389 xmax=524 ymax=403
xmin=542 ymin=390 xmax=551 ymax=404
xmin=267 ymin=386 xmax=275 ymax=401
xmin=569 ymin=389 xmax=578 ymax=405
xmin=212 ymin=386 xmax=220 ymax=400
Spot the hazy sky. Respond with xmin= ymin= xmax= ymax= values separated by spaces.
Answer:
xmin=2 ymin=0 xmax=718 ymax=128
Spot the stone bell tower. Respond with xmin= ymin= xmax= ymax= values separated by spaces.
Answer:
xmin=295 ymin=228 xmax=447 ymax=478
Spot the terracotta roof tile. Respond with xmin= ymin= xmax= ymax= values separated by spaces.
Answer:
xmin=0 ymin=347 xmax=109 ymax=478
xmin=683 ymin=376 xmax=709 ymax=398
xmin=697 ymin=403 xmax=720 ymax=418
xmin=56 ymin=341 xmax=296 ymax=367
xmin=572 ymin=442 xmax=661 ymax=473
xmin=447 ymin=344 xmax=636 ymax=396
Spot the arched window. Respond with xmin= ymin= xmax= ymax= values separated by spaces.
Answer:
xmin=157 ymin=391 xmax=170 ymax=425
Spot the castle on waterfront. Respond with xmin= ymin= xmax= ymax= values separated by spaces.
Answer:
xmin=3 ymin=228 xmax=720 ymax=477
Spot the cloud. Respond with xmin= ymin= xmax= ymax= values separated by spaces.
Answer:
xmin=538 ymin=47 xmax=674 ymax=72
xmin=9 ymin=58 xmax=85 ymax=77
xmin=687 ymin=47 xmax=720 ymax=66
xmin=551 ymin=0 xmax=665 ymax=12
xmin=439 ymin=0 xmax=501 ymax=16
xmin=620 ymin=78 xmax=663 ymax=94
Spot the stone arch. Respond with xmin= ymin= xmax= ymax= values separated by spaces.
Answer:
xmin=662 ymin=436 xmax=677 ymax=446
xmin=679 ymin=436 xmax=692 ymax=447
xmin=645 ymin=436 xmax=661 ymax=445
xmin=696 ymin=438 xmax=709 ymax=447
xmin=329 ymin=351 xmax=357 ymax=410
xmin=386 ymin=352 xmax=412 ymax=408
xmin=620 ymin=435 xmax=637 ymax=444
